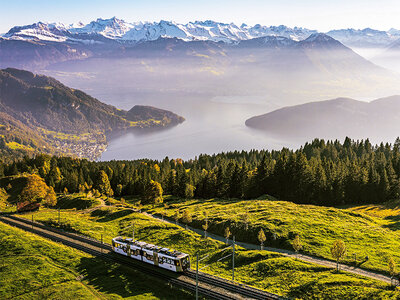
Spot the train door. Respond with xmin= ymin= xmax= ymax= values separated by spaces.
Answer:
xmin=153 ymin=252 xmax=159 ymax=267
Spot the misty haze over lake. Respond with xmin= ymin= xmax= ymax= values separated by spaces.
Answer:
xmin=35 ymin=37 xmax=400 ymax=161
xmin=41 ymin=67 xmax=399 ymax=161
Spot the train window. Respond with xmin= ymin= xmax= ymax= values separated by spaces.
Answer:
xmin=176 ymin=260 xmax=180 ymax=266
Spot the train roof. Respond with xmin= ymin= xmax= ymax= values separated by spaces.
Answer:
xmin=113 ymin=237 xmax=188 ymax=258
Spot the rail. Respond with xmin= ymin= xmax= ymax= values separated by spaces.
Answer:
xmin=2 ymin=215 xmax=284 ymax=300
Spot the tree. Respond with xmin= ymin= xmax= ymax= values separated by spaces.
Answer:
xmin=388 ymin=257 xmax=397 ymax=285
xmin=292 ymin=234 xmax=302 ymax=257
xmin=181 ymin=209 xmax=192 ymax=229
xmin=331 ymin=240 xmax=347 ymax=271
xmin=224 ymin=227 xmax=231 ymax=245
xmin=20 ymin=174 xmax=50 ymax=204
xmin=78 ymin=184 xmax=85 ymax=194
xmin=185 ymin=184 xmax=196 ymax=199
xmin=258 ymin=229 xmax=266 ymax=250
xmin=0 ymin=187 xmax=7 ymax=210
xmin=95 ymin=170 xmax=113 ymax=196
xmin=43 ymin=186 xmax=57 ymax=207
xmin=115 ymin=184 xmax=123 ymax=196
xmin=173 ymin=211 xmax=180 ymax=225
xmin=143 ymin=180 xmax=163 ymax=205
xmin=240 ymin=212 xmax=250 ymax=230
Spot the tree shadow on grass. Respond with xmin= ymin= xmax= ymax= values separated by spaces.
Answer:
xmin=77 ymin=256 xmax=191 ymax=299
xmin=95 ymin=209 xmax=135 ymax=223
xmin=382 ymin=215 xmax=400 ymax=231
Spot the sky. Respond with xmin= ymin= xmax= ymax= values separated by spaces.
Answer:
xmin=1 ymin=0 xmax=400 ymax=33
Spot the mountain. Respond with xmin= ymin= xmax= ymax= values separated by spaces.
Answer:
xmin=0 ymin=37 xmax=92 ymax=69
xmin=0 ymin=68 xmax=184 ymax=160
xmin=2 ymin=19 xmax=400 ymax=104
xmin=245 ymin=96 xmax=400 ymax=143
xmin=2 ymin=18 xmax=317 ymax=44
xmin=4 ymin=18 xmax=400 ymax=49
xmin=372 ymin=37 xmax=400 ymax=74
xmin=25 ymin=32 xmax=397 ymax=107
xmin=326 ymin=28 xmax=400 ymax=48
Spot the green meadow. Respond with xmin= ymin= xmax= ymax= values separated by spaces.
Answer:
xmin=17 ymin=202 xmax=400 ymax=299
xmin=0 ymin=221 xmax=193 ymax=299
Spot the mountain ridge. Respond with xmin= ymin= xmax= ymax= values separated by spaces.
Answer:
xmin=3 ymin=18 xmax=400 ymax=48
xmin=245 ymin=96 xmax=400 ymax=143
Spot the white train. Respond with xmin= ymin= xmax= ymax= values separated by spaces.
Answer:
xmin=112 ymin=236 xmax=191 ymax=272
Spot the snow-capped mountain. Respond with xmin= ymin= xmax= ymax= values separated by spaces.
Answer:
xmin=4 ymin=22 xmax=71 ymax=42
xmin=69 ymin=17 xmax=139 ymax=39
xmin=243 ymin=24 xmax=317 ymax=41
xmin=4 ymin=17 xmax=400 ymax=48
xmin=326 ymin=28 xmax=400 ymax=48
xmin=3 ymin=18 xmax=318 ymax=44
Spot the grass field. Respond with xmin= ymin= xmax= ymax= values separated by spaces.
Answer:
xmin=146 ymin=196 xmax=400 ymax=275
xmin=18 ymin=206 xmax=400 ymax=299
xmin=0 ymin=222 xmax=193 ymax=299
xmin=55 ymin=194 xmax=102 ymax=210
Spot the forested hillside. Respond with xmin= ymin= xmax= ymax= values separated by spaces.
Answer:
xmin=0 ymin=68 xmax=185 ymax=161
xmin=2 ymin=137 xmax=400 ymax=206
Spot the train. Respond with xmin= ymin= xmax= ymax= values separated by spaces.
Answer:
xmin=112 ymin=236 xmax=191 ymax=272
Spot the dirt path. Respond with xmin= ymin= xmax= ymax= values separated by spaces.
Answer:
xmin=143 ymin=212 xmax=393 ymax=284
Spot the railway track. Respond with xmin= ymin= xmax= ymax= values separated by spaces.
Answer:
xmin=185 ymin=270 xmax=281 ymax=300
xmin=1 ymin=214 xmax=283 ymax=300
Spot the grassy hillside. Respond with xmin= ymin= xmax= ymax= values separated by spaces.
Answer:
xmin=0 ymin=222 xmax=193 ymax=299
xmin=146 ymin=196 xmax=400 ymax=275
xmin=55 ymin=194 xmax=101 ymax=210
xmin=18 ymin=207 xmax=399 ymax=299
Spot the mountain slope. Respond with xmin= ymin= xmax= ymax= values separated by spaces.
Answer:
xmin=245 ymin=96 xmax=400 ymax=143
xmin=0 ymin=68 xmax=184 ymax=160
xmin=0 ymin=37 xmax=91 ymax=69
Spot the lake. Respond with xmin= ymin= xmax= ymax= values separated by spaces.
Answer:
xmin=98 ymin=96 xmax=295 ymax=161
